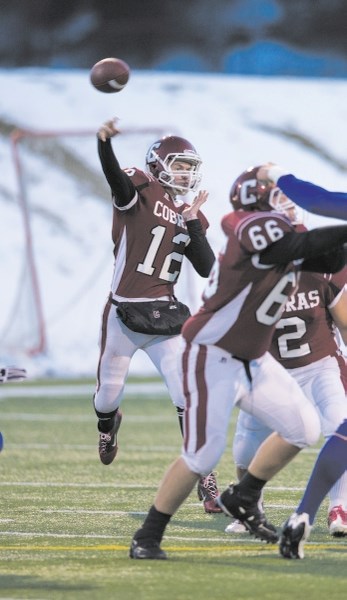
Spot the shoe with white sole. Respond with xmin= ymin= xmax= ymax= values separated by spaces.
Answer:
xmin=279 ymin=512 xmax=312 ymax=559
xmin=328 ymin=505 xmax=347 ymax=537
xmin=225 ymin=519 xmax=247 ymax=534
xmin=98 ymin=410 xmax=122 ymax=465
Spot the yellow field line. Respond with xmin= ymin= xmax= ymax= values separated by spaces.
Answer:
xmin=0 ymin=543 xmax=345 ymax=553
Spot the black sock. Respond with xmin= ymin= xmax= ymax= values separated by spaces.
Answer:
xmin=176 ymin=407 xmax=184 ymax=436
xmin=95 ymin=408 xmax=118 ymax=433
xmin=133 ymin=505 xmax=171 ymax=544
xmin=236 ymin=471 xmax=267 ymax=500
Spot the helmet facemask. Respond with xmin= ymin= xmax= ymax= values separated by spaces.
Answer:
xmin=154 ymin=152 xmax=202 ymax=194
xmin=268 ymin=188 xmax=302 ymax=224
xmin=230 ymin=166 xmax=302 ymax=223
xmin=146 ymin=136 xmax=202 ymax=196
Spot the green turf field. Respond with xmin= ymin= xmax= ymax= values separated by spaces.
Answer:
xmin=0 ymin=378 xmax=346 ymax=600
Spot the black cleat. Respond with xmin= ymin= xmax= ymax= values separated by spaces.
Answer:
xmin=216 ymin=483 xmax=279 ymax=543
xmin=98 ymin=410 xmax=122 ymax=465
xmin=279 ymin=512 xmax=311 ymax=559
xmin=129 ymin=538 xmax=167 ymax=560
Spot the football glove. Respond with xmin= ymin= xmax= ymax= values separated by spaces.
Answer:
xmin=0 ymin=366 xmax=27 ymax=383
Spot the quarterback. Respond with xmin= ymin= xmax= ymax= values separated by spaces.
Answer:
xmin=93 ymin=118 xmax=219 ymax=510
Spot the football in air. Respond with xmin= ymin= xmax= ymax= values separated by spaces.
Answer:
xmin=90 ymin=57 xmax=130 ymax=93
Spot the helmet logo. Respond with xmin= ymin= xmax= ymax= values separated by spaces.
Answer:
xmin=240 ymin=179 xmax=258 ymax=206
xmin=146 ymin=142 xmax=161 ymax=164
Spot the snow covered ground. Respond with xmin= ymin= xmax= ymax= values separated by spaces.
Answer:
xmin=1 ymin=67 xmax=346 ymax=378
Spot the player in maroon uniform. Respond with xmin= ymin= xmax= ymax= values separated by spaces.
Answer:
xmin=129 ymin=166 xmax=347 ymax=559
xmin=338 ymin=351 xmax=347 ymax=393
xmin=93 ymin=118 xmax=220 ymax=510
xmin=228 ymin=265 xmax=347 ymax=536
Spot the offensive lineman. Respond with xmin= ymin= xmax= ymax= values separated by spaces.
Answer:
xmin=129 ymin=165 xmax=347 ymax=559
xmin=228 ymin=263 xmax=347 ymax=536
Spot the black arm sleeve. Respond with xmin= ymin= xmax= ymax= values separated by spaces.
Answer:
xmin=184 ymin=219 xmax=215 ymax=277
xmin=98 ymin=137 xmax=136 ymax=206
xmin=301 ymin=246 xmax=346 ymax=273
xmin=260 ymin=225 xmax=347 ymax=270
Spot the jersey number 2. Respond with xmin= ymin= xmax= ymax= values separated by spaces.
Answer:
xmin=275 ymin=316 xmax=311 ymax=358
xmin=137 ymin=225 xmax=189 ymax=282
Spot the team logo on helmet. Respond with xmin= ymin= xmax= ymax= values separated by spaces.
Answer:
xmin=229 ymin=166 xmax=300 ymax=222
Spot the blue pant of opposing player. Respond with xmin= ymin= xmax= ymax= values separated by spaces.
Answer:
xmin=297 ymin=419 xmax=347 ymax=525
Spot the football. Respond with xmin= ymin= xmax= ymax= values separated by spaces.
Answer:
xmin=90 ymin=57 xmax=130 ymax=93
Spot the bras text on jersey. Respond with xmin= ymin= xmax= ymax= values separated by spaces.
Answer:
xmin=284 ymin=289 xmax=319 ymax=312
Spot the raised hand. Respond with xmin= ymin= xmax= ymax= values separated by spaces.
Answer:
xmin=182 ymin=190 xmax=209 ymax=221
xmin=97 ymin=118 xmax=120 ymax=142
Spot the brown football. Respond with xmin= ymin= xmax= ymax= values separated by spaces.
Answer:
xmin=90 ymin=57 xmax=130 ymax=93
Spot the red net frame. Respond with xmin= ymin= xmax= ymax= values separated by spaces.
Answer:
xmin=9 ymin=125 xmax=170 ymax=356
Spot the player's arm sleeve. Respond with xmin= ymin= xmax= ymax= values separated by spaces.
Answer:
xmin=184 ymin=219 xmax=215 ymax=277
xmin=277 ymin=174 xmax=347 ymax=221
xmin=301 ymin=246 xmax=346 ymax=274
xmin=260 ymin=225 xmax=347 ymax=272
xmin=97 ymin=137 xmax=136 ymax=207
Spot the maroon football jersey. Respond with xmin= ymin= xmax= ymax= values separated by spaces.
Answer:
xmin=271 ymin=267 xmax=347 ymax=368
xmin=336 ymin=353 xmax=347 ymax=393
xmin=110 ymin=167 xmax=208 ymax=299
xmin=182 ymin=210 xmax=300 ymax=360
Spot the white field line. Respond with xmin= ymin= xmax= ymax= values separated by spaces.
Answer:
xmin=0 ymin=381 xmax=167 ymax=399
xmin=0 ymin=531 xmax=269 ymax=544
xmin=0 ymin=481 xmax=306 ymax=491
xmin=0 ymin=531 xmax=342 ymax=548
xmin=0 ymin=437 xmax=320 ymax=457
xmin=0 ymin=413 xmax=174 ymax=422
xmin=0 ymin=503 xmax=297 ymax=518
xmin=3 ymin=443 xmax=179 ymax=451
xmin=0 ymin=531 xmax=136 ymax=539
xmin=0 ymin=482 xmax=160 ymax=488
